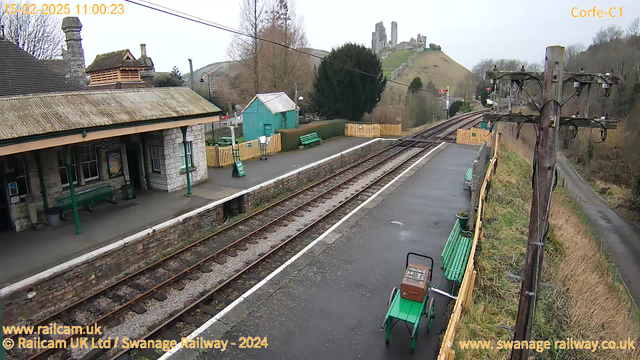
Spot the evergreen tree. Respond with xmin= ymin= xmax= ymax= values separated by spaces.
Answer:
xmin=312 ymin=43 xmax=386 ymax=121
xmin=170 ymin=66 xmax=183 ymax=81
xmin=408 ymin=77 xmax=423 ymax=94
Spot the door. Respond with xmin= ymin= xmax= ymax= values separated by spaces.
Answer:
xmin=126 ymin=148 xmax=141 ymax=189
xmin=264 ymin=124 xmax=273 ymax=137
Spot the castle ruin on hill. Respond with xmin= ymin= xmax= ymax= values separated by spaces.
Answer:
xmin=371 ymin=21 xmax=427 ymax=55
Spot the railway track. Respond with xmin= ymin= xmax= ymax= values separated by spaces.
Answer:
xmin=4 ymin=111 xmax=484 ymax=360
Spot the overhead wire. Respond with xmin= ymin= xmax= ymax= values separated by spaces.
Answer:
xmin=125 ymin=0 xmax=445 ymax=96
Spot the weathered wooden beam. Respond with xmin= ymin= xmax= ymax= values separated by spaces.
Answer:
xmin=482 ymin=113 xmax=617 ymax=129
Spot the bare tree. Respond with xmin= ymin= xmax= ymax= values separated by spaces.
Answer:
xmin=564 ymin=43 xmax=585 ymax=69
xmin=260 ymin=0 xmax=311 ymax=98
xmin=628 ymin=18 xmax=640 ymax=37
xmin=0 ymin=0 xmax=64 ymax=59
xmin=228 ymin=0 xmax=266 ymax=101
xmin=472 ymin=59 xmax=494 ymax=80
xmin=592 ymin=25 xmax=624 ymax=45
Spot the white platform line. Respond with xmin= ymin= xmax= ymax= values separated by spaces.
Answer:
xmin=1 ymin=139 xmax=391 ymax=298
xmin=158 ymin=142 xmax=446 ymax=359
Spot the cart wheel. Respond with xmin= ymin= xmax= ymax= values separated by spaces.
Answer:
xmin=388 ymin=287 xmax=397 ymax=306
xmin=425 ymin=298 xmax=435 ymax=334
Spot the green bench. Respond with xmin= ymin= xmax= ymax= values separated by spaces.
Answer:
xmin=464 ymin=166 xmax=473 ymax=190
xmin=299 ymin=132 xmax=322 ymax=148
xmin=441 ymin=218 xmax=473 ymax=285
xmin=56 ymin=183 xmax=117 ymax=220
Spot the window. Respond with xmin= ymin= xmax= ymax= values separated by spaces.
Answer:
xmin=57 ymin=150 xmax=78 ymax=187
xmin=7 ymin=155 xmax=30 ymax=199
xmin=179 ymin=142 xmax=193 ymax=170
xmin=150 ymin=145 xmax=162 ymax=173
xmin=80 ymin=145 xmax=100 ymax=181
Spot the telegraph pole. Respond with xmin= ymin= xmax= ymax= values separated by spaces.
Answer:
xmin=510 ymin=46 xmax=564 ymax=360
xmin=483 ymin=46 xmax=620 ymax=360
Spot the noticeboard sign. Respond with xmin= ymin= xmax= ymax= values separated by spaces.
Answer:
xmin=232 ymin=160 xmax=246 ymax=177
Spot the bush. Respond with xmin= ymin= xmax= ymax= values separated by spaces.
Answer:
xmin=277 ymin=120 xmax=346 ymax=151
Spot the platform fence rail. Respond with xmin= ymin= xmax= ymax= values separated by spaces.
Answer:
xmin=456 ymin=128 xmax=492 ymax=146
xmin=344 ymin=123 xmax=402 ymax=138
xmin=438 ymin=132 xmax=500 ymax=360
xmin=206 ymin=133 xmax=281 ymax=167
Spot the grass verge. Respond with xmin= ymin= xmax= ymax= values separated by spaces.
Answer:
xmin=453 ymin=138 xmax=640 ymax=360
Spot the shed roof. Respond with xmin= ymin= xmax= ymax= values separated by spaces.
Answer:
xmin=244 ymin=92 xmax=297 ymax=115
xmin=0 ymin=87 xmax=220 ymax=142
xmin=86 ymin=49 xmax=143 ymax=72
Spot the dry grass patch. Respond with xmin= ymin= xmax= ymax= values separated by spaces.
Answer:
xmin=453 ymin=135 xmax=639 ymax=360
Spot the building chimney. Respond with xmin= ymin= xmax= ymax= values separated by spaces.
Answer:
xmin=61 ymin=17 xmax=87 ymax=87
xmin=138 ymin=44 xmax=155 ymax=87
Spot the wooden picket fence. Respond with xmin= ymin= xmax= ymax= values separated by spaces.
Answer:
xmin=456 ymin=128 xmax=492 ymax=146
xmin=206 ymin=133 xmax=281 ymax=167
xmin=438 ymin=133 xmax=500 ymax=360
xmin=344 ymin=123 xmax=402 ymax=138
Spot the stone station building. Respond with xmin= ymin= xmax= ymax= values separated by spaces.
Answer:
xmin=0 ymin=87 xmax=220 ymax=233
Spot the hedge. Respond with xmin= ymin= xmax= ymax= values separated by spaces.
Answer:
xmin=277 ymin=120 xmax=346 ymax=151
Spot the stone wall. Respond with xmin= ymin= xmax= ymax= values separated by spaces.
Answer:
xmin=6 ymin=138 xmax=131 ymax=231
xmin=244 ymin=140 xmax=391 ymax=211
xmin=1 ymin=138 xmax=392 ymax=324
xmin=163 ymin=125 xmax=208 ymax=192
xmin=1 ymin=203 xmax=223 ymax=324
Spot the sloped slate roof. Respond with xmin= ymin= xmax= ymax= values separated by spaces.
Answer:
xmin=0 ymin=87 xmax=221 ymax=141
xmin=0 ymin=37 xmax=84 ymax=97
xmin=244 ymin=92 xmax=297 ymax=115
xmin=86 ymin=49 xmax=143 ymax=72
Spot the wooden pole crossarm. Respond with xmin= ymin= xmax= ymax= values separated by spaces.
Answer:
xmin=486 ymin=71 xmax=543 ymax=82
xmin=482 ymin=113 xmax=618 ymax=129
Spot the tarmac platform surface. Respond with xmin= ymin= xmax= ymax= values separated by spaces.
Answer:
xmin=0 ymin=137 xmax=373 ymax=287
xmin=171 ymin=143 xmax=480 ymax=360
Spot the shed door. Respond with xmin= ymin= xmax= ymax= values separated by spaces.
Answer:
xmin=264 ymin=124 xmax=273 ymax=137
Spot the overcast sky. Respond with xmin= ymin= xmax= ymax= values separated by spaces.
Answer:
xmin=51 ymin=0 xmax=640 ymax=73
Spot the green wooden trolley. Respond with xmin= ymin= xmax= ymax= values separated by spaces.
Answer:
xmin=381 ymin=252 xmax=436 ymax=353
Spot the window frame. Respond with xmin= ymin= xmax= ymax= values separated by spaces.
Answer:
xmin=7 ymin=155 xmax=30 ymax=199
xmin=57 ymin=149 xmax=78 ymax=187
xmin=80 ymin=145 xmax=100 ymax=182
xmin=150 ymin=145 xmax=162 ymax=173
xmin=179 ymin=141 xmax=193 ymax=170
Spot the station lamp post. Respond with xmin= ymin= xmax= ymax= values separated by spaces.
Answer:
xmin=200 ymin=72 xmax=213 ymax=102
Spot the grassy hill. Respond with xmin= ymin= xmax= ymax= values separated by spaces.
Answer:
xmin=382 ymin=49 xmax=472 ymax=97
xmin=382 ymin=49 xmax=414 ymax=77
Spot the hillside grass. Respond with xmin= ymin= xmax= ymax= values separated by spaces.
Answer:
xmin=382 ymin=49 xmax=415 ymax=77
xmin=380 ymin=51 xmax=472 ymax=108
xmin=453 ymin=137 xmax=640 ymax=360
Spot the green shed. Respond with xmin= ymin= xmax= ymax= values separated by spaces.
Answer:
xmin=242 ymin=92 xmax=297 ymax=141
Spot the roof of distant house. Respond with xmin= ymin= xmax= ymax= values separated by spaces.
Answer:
xmin=243 ymin=92 xmax=297 ymax=115
xmin=0 ymin=87 xmax=221 ymax=142
xmin=0 ymin=37 xmax=84 ymax=97
xmin=86 ymin=49 xmax=143 ymax=72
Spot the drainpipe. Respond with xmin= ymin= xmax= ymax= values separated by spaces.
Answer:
xmin=180 ymin=126 xmax=192 ymax=196
xmin=35 ymin=151 xmax=48 ymax=210
xmin=66 ymin=146 xmax=82 ymax=235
